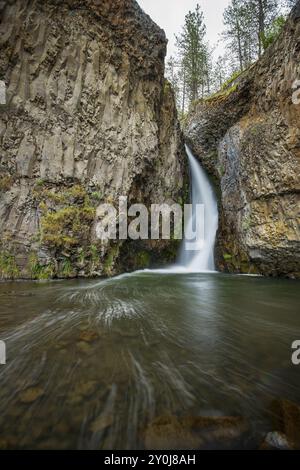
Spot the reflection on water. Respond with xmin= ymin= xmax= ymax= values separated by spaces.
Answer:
xmin=0 ymin=273 xmax=299 ymax=449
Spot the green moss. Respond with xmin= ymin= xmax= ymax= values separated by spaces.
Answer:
xmin=33 ymin=184 xmax=89 ymax=205
xmin=35 ymin=179 xmax=46 ymax=187
xmin=242 ymin=216 xmax=252 ymax=231
xmin=0 ymin=251 xmax=19 ymax=279
xmin=66 ymin=185 xmax=86 ymax=200
xmin=90 ymin=191 xmax=103 ymax=202
xmin=223 ymin=253 xmax=233 ymax=261
xmin=220 ymin=70 xmax=244 ymax=91
xmin=41 ymin=205 xmax=95 ymax=252
xmin=218 ymin=164 xmax=225 ymax=177
xmin=34 ymin=184 xmax=98 ymax=258
xmin=203 ymin=84 xmax=238 ymax=104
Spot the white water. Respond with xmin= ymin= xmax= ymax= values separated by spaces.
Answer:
xmin=178 ymin=145 xmax=218 ymax=272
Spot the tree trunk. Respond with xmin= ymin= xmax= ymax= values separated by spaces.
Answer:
xmin=236 ymin=18 xmax=243 ymax=70
xmin=258 ymin=0 xmax=265 ymax=56
xmin=182 ymin=66 xmax=186 ymax=115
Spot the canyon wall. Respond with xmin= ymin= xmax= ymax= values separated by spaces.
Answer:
xmin=0 ymin=0 xmax=185 ymax=279
xmin=185 ymin=3 xmax=300 ymax=278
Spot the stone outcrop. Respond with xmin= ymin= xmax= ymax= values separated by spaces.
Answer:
xmin=0 ymin=0 xmax=185 ymax=279
xmin=184 ymin=3 xmax=300 ymax=278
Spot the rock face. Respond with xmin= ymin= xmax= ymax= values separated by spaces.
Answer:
xmin=185 ymin=3 xmax=300 ymax=278
xmin=0 ymin=0 xmax=185 ymax=279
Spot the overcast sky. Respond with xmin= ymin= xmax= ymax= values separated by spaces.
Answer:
xmin=137 ymin=0 xmax=231 ymax=61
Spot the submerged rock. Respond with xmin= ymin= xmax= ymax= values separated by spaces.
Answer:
xmin=269 ymin=399 xmax=300 ymax=449
xmin=260 ymin=431 xmax=291 ymax=450
xmin=19 ymin=387 xmax=45 ymax=404
xmin=67 ymin=380 xmax=98 ymax=405
xmin=144 ymin=415 xmax=250 ymax=450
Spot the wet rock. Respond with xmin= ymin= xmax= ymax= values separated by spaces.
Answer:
xmin=144 ymin=415 xmax=249 ymax=450
xmin=270 ymin=399 xmax=300 ymax=449
xmin=19 ymin=387 xmax=45 ymax=404
xmin=260 ymin=431 xmax=291 ymax=450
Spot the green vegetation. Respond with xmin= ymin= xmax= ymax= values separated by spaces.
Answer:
xmin=90 ymin=191 xmax=103 ymax=202
xmin=77 ymin=248 xmax=86 ymax=266
xmin=220 ymin=69 xmax=244 ymax=91
xmin=35 ymin=179 xmax=46 ymax=187
xmin=41 ymin=205 xmax=95 ymax=251
xmin=103 ymin=245 xmax=119 ymax=277
xmin=60 ymin=258 xmax=74 ymax=278
xmin=135 ymin=251 xmax=151 ymax=269
xmin=29 ymin=182 xmax=105 ymax=276
xmin=90 ymin=245 xmax=99 ymax=265
xmin=261 ymin=15 xmax=286 ymax=49
xmin=33 ymin=183 xmax=87 ymax=205
xmin=218 ymin=164 xmax=225 ymax=177
xmin=166 ymin=1 xmax=292 ymax=113
xmin=28 ymin=252 xmax=55 ymax=280
xmin=0 ymin=251 xmax=19 ymax=279
xmin=204 ymin=83 xmax=238 ymax=104
xmin=223 ymin=253 xmax=233 ymax=261
xmin=242 ymin=216 xmax=252 ymax=231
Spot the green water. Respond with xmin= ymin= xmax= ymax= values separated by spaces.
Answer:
xmin=0 ymin=272 xmax=299 ymax=449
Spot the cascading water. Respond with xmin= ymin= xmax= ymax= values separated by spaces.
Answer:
xmin=179 ymin=145 xmax=218 ymax=272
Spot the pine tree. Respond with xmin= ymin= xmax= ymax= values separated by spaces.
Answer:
xmin=249 ymin=0 xmax=280 ymax=55
xmin=223 ymin=0 xmax=283 ymax=70
xmin=175 ymin=4 xmax=208 ymax=104
xmin=166 ymin=56 xmax=180 ymax=108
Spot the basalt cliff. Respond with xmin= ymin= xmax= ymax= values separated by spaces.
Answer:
xmin=0 ymin=0 xmax=185 ymax=279
xmin=185 ymin=3 xmax=300 ymax=278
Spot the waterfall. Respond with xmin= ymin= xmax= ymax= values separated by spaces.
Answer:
xmin=178 ymin=145 xmax=218 ymax=272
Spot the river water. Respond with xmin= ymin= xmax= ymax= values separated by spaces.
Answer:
xmin=0 ymin=272 xmax=299 ymax=449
